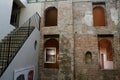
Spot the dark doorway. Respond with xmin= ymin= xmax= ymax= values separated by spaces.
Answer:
xmin=10 ymin=1 xmax=20 ymax=28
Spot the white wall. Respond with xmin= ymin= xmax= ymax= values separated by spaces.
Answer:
xmin=0 ymin=0 xmax=15 ymax=40
xmin=103 ymin=54 xmax=113 ymax=69
xmin=0 ymin=28 xmax=40 ymax=80
xmin=20 ymin=0 xmax=27 ymax=6
xmin=19 ymin=3 xmax=42 ymax=27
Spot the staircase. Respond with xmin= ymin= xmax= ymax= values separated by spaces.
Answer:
xmin=0 ymin=26 xmax=35 ymax=76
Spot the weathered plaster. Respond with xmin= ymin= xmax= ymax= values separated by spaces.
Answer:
xmin=39 ymin=0 xmax=120 ymax=80
xmin=110 ymin=7 xmax=118 ymax=25
xmin=82 ymin=11 xmax=93 ymax=26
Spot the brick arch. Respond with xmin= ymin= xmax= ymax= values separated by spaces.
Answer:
xmin=98 ymin=39 xmax=113 ymax=69
xmin=99 ymin=39 xmax=113 ymax=61
xmin=44 ymin=39 xmax=59 ymax=68
xmin=85 ymin=51 xmax=92 ymax=64
xmin=44 ymin=7 xmax=57 ymax=26
xmin=44 ymin=39 xmax=59 ymax=48
xmin=93 ymin=6 xmax=106 ymax=26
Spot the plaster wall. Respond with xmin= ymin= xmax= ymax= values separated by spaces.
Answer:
xmin=0 ymin=28 xmax=40 ymax=80
xmin=19 ymin=3 xmax=42 ymax=27
xmin=0 ymin=0 xmax=15 ymax=40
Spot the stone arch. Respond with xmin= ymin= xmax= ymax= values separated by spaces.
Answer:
xmin=93 ymin=6 xmax=106 ymax=26
xmin=44 ymin=39 xmax=59 ymax=68
xmin=44 ymin=7 xmax=57 ymax=26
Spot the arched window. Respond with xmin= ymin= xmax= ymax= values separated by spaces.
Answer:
xmin=44 ymin=39 xmax=59 ymax=68
xmin=16 ymin=74 xmax=25 ymax=80
xmin=28 ymin=70 xmax=34 ymax=80
xmin=99 ymin=39 xmax=113 ymax=69
xmin=45 ymin=7 xmax=57 ymax=26
xmin=93 ymin=6 xmax=106 ymax=26
xmin=85 ymin=51 xmax=92 ymax=64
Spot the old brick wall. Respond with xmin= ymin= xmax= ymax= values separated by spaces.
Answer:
xmin=73 ymin=0 xmax=120 ymax=80
xmin=39 ymin=0 xmax=120 ymax=80
xmin=39 ymin=1 xmax=74 ymax=80
xmin=58 ymin=1 xmax=74 ymax=80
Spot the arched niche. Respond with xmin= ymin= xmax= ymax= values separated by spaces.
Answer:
xmin=45 ymin=7 xmax=57 ymax=26
xmin=44 ymin=39 xmax=59 ymax=68
xmin=85 ymin=51 xmax=92 ymax=64
xmin=93 ymin=6 xmax=106 ymax=26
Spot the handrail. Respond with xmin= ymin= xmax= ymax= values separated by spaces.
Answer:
xmin=22 ymin=12 xmax=41 ymax=30
xmin=0 ymin=12 xmax=41 ymax=77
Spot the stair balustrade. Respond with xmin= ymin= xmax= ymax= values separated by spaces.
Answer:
xmin=0 ymin=12 xmax=41 ymax=77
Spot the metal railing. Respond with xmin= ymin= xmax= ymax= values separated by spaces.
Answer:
xmin=0 ymin=12 xmax=41 ymax=77
xmin=22 ymin=12 xmax=41 ymax=30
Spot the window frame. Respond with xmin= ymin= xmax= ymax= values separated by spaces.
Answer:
xmin=44 ymin=47 xmax=56 ymax=63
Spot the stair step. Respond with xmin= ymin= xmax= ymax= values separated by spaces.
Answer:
xmin=19 ymin=26 xmax=35 ymax=29
xmin=0 ymin=66 xmax=6 ymax=71
xmin=8 ymin=32 xmax=28 ymax=36
xmin=1 ymin=38 xmax=25 ymax=42
xmin=0 ymin=56 xmax=12 ymax=58
xmin=0 ymin=41 xmax=23 ymax=43
xmin=5 ymin=35 xmax=27 ymax=38
xmin=0 ymin=60 xmax=7 ymax=66
xmin=17 ymin=29 xmax=34 ymax=32
xmin=2 ymin=36 xmax=26 ymax=40
xmin=0 ymin=47 xmax=18 ymax=49
xmin=0 ymin=50 xmax=16 ymax=53
xmin=0 ymin=54 xmax=15 ymax=60
xmin=0 ymin=44 xmax=21 ymax=48
xmin=0 ymin=26 xmax=35 ymax=76
xmin=0 ymin=48 xmax=18 ymax=52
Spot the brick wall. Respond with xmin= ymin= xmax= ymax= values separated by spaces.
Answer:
xmin=39 ymin=0 xmax=120 ymax=80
